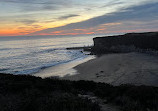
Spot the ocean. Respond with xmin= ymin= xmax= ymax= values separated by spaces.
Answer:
xmin=0 ymin=35 xmax=96 ymax=76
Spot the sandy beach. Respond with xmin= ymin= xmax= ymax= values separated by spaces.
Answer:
xmin=64 ymin=52 xmax=158 ymax=87
xmin=33 ymin=56 xmax=95 ymax=78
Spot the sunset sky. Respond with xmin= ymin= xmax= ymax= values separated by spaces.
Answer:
xmin=0 ymin=0 xmax=158 ymax=36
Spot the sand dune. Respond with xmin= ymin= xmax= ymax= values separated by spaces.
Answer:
xmin=64 ymin=52 xmax=158 ymax=86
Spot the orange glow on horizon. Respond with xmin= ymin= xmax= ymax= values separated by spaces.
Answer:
xmin=1 ymin=27 xmax=157 ymax=37
xmin=1 ymin=20 xmax=156 ymax=37
xmin=0 ymin=30 xmax=22 ymax=36
xmin=0 ymin=26 xmax=45 ymax=36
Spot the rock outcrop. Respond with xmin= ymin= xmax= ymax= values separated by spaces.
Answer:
xmin=92 ymin=32 xmax=158 ymax=54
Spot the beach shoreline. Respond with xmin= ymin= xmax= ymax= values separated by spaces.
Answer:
xmin=64 ymin=52 xmax=158 ymax=87
xmin=33 ymin=55 xmax=95 ymax=78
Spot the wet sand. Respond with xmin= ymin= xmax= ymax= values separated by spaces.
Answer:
xmin=33 ymin=56 xmax=95 ymax=78
xmin=64 ymin=52 xmax=158 ymax=86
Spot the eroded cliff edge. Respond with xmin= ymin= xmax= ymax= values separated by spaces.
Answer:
xmin=91 ymin=32 xmax=158 ymax=54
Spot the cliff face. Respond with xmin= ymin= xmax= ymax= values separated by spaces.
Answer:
xmin=92 ymin=32 xmax=158 ymax=54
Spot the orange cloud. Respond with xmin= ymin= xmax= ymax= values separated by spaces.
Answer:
xmin=36 ymin=31 xmax=95 ymax=36
xmin=74 ymin=29 xmax=87 ymax=31
xmin=51 ymin=31 xmax=63 ymax=34
xmin=102 ymin=22 xmax=121 ymax=26
xmin=97 ymin=28 xmax=106 ymax=31
xmin=85 ymin=32 xmax=95 ymax=34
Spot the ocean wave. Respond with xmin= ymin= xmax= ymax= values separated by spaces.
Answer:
xmin=0 ymin=48 xmax=64 ymax=60
xmin=0 ymin=35 xmax=93 ymax=76
xmin=0 ymin=48 xmax=20 ymax=51
xmin=0 ymin=68 xmax=8 ymax=71
xmin=34 ymin=48 xmax=57 ymax=54
xmin=13 ymin=54 xmax=87 ymax=75
xmin=29 ymin=48 xmax=67 ymax=55
xmin=14 ymin=62 xmax=64 ymax=74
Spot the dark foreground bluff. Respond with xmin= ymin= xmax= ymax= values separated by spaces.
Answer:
xmin=92 ymin=32 xmax=158 ymax=54
xmin=0 ymin=73 xmax=158 ymax=111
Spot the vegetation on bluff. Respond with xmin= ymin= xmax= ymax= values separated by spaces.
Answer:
xmin=0 ymin=73 xmax=157 ymax=111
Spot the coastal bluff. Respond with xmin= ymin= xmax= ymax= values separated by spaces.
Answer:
xmin=92 ymin=32 xmax=158 ymax=54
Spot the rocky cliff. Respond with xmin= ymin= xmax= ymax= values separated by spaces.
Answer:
xmin=92 ymin=32 xmax=158 ymax=54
